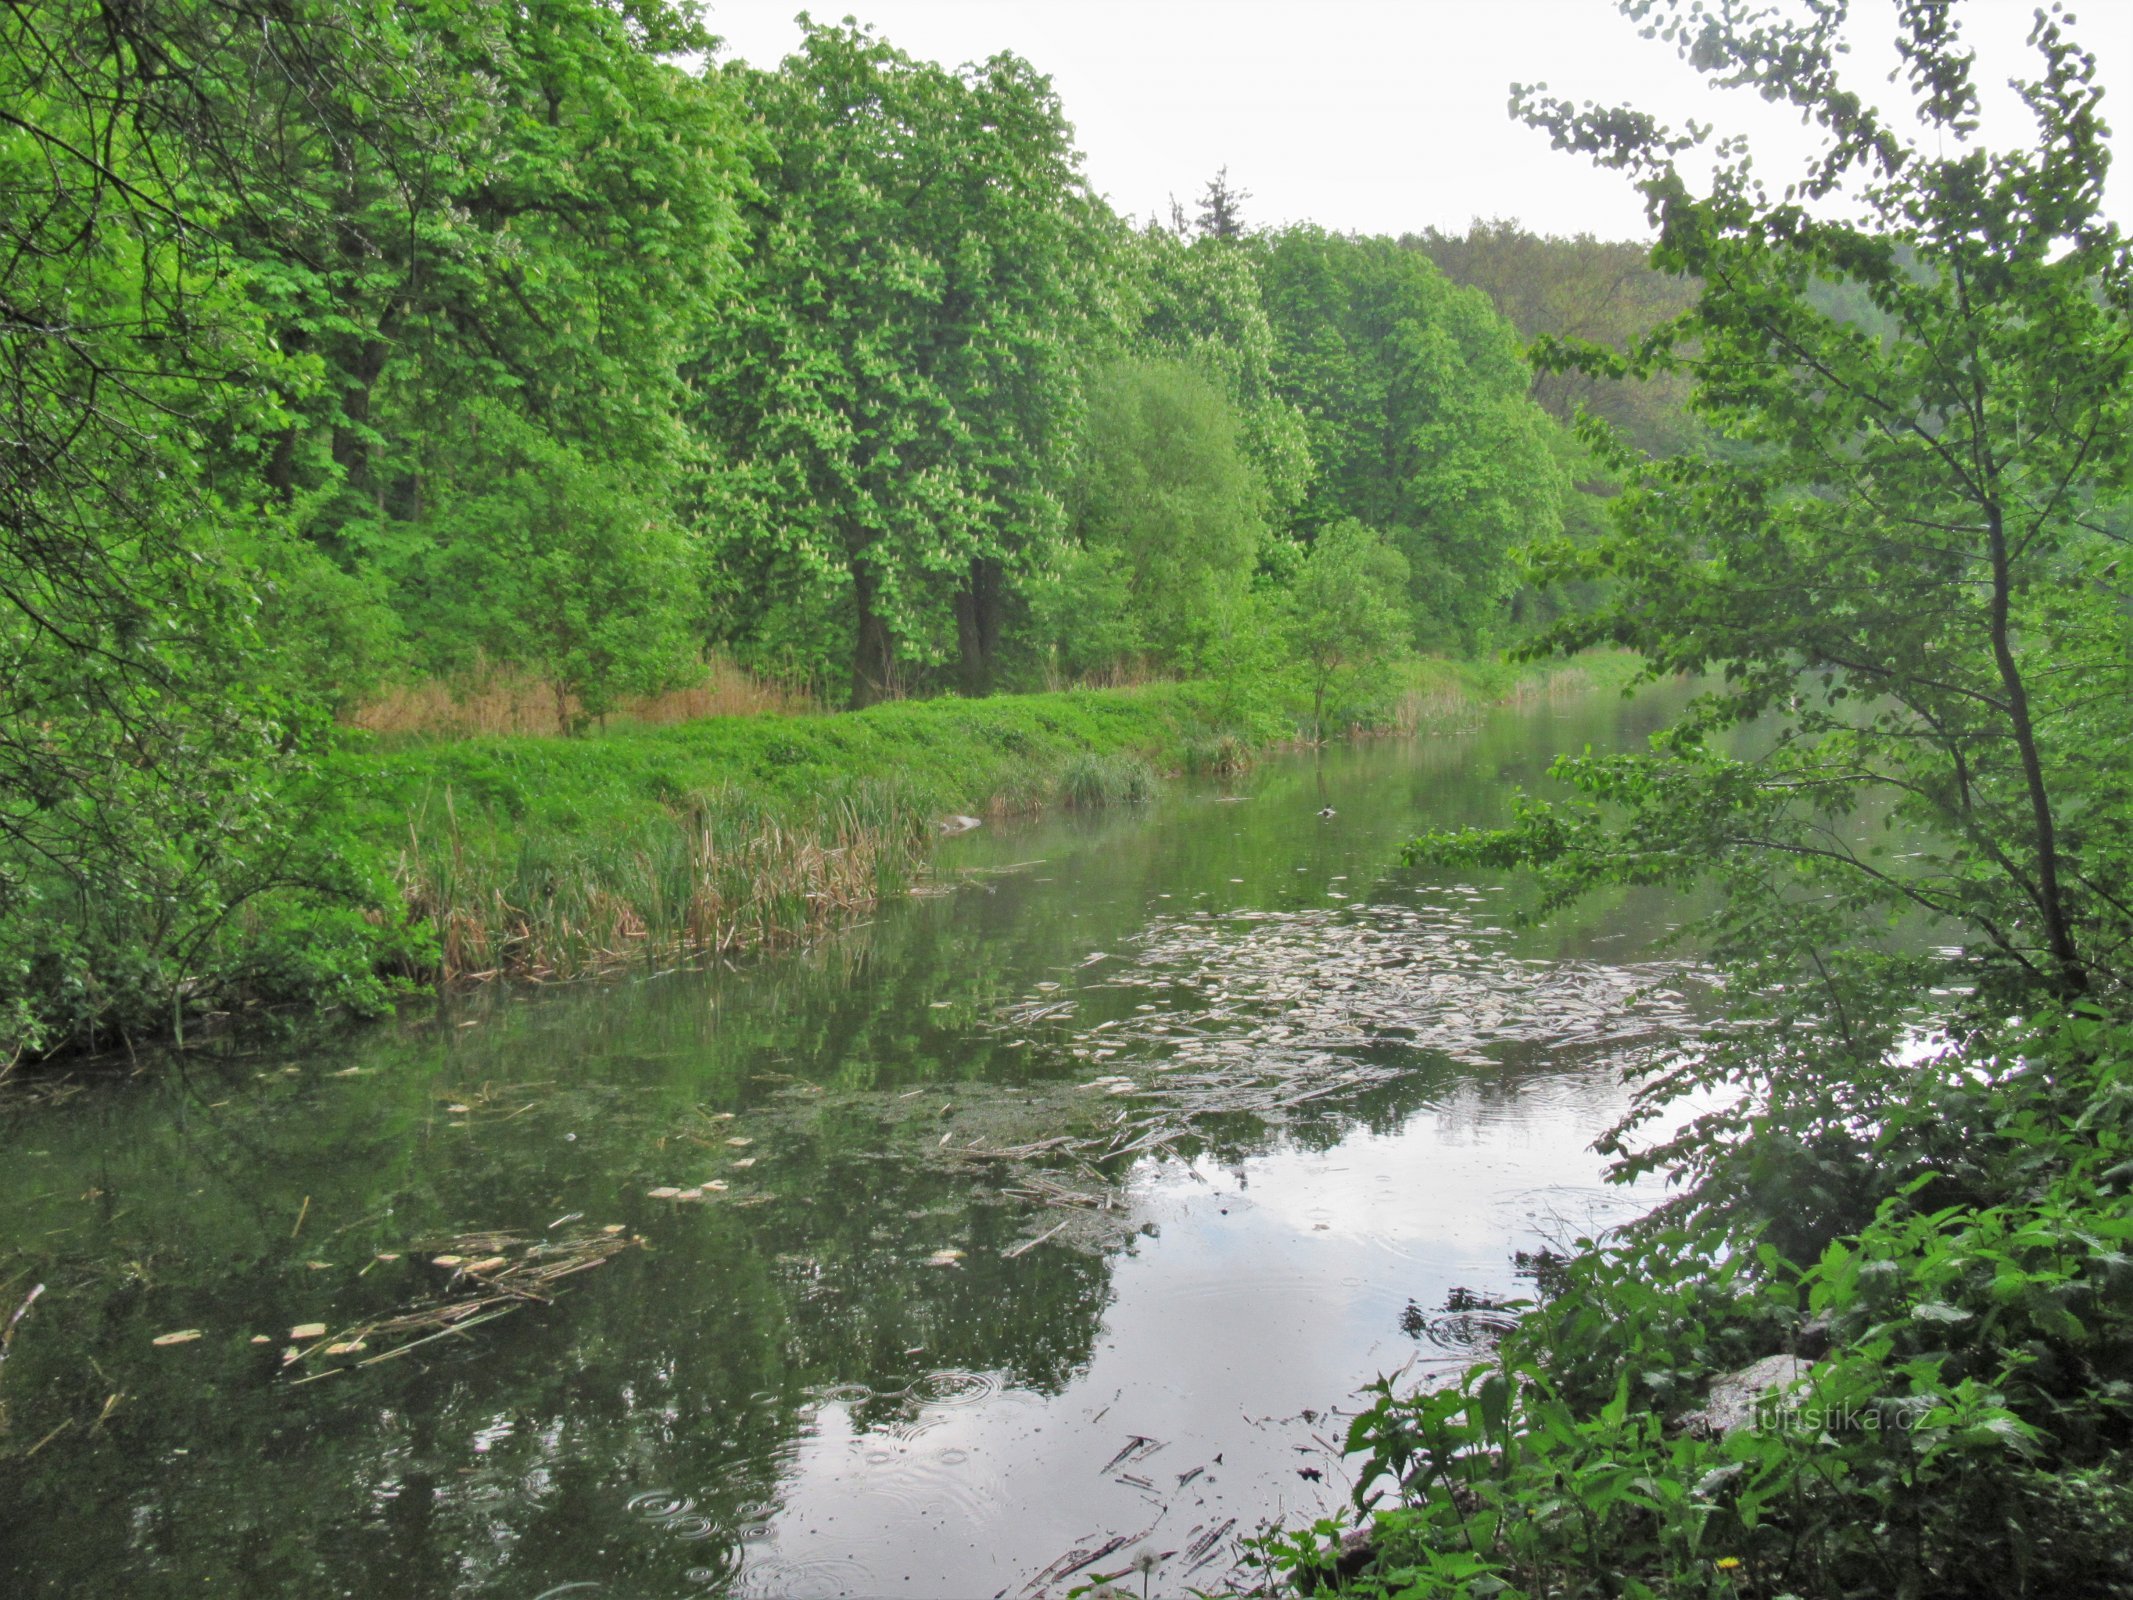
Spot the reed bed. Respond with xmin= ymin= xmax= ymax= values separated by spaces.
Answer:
xmin=401 ymin=779 xmax=936 ymax=983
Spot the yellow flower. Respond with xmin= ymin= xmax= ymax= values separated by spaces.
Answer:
xmin=1716 ymin=1556 xmax=1742 ymax=1571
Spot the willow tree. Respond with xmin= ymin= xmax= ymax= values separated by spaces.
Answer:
xmin=696 ymin=23 xmax=1097 ymax=703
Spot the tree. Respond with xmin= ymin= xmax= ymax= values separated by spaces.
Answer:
xmin=1283 ymin=520 xmax=1411 ymax=741
xmin=1045 ymin=359 xmax=1266 ymax=676
xmin=1194 ymin=167 xmax=1252 ymax=242
xmin=1122 ymin=225 xmax=1314 ymax=528
xmin=426 ymin=428 xmax=699 ymax=732
xmin=0 ymin=1 xmax=402 ymax=1053
xmin=1421 ymin=0 xmax=2133 ymax=1190
xmin=695 ymin=23 xmax=1095 ymax=704
xmin=221 ymin=0 xmax=746 ymax=699
xmin=1258 ymin=227 xmax=1567 ymax=649
xmin=1406 ymin=218 xmax=1699 ymax=458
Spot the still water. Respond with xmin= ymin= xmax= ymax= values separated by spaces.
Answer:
xmin=0 ymin=691 xmax=1706 ymax=1598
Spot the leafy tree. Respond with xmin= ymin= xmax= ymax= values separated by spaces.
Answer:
xmin=1283 ymin=520 xmax=1411 ymax=740
xmin=1044 ymin=359 xmax=1267 ymax=676
xmin=0 ymin=1 xmax=383 ymax=1052
xmin=223 ymin=0 xmax=746 ymax=702
xmin=1406 ymin=218 xmax=1699 ymax=457
xmin=1258 ymin=228 xmax=1567 ymax=649
xmin=1422 ymin=0 xmax=2133 ymax=1193
xmin=1124 ymin=227 xmax=1315 ymax=527
xmin=424 ymin=427 xmax=699 ymax=732
xmin=695 ymin=23 xmax=1095 ymax=703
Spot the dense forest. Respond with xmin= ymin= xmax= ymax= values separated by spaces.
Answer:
xmin=0 ymin=0 xmax=1691 ymax=1057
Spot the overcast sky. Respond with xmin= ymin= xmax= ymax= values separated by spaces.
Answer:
xmin=703 ymin=0 xmax=2133 ymax=240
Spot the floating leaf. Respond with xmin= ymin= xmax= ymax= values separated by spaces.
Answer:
xmin=646 ymin=1187 xmax=683 ymax=1200
xmin=431 ymin=1255 xmax=465 ymax=1268
xmin=153 ymin=1329 xmax=203 ymax=1347
xmin=324 ymin=1340 xmax=368 ymax=1356
xmin=290 ymin=1322 xmax=328 ymax=1340
xmin=725 ymin=1137 xmax=753 ymax=1149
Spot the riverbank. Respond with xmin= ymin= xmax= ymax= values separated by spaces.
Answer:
xmin=318 ymin=654 xmax=1643 ymax=989
xmin=8 ymin=652 xmax=1642 ymax=1063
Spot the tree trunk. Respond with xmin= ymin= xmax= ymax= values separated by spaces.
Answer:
xmin=953 ymin=557 xmax=1004 ymax=697
xmin=851 ymin=564 xmax=895 ymax=708
xmin=1985 ymin=502 xmax=2083 ymax=994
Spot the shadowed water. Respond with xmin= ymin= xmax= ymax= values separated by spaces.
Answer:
xmin=0 ymin=689 xmax=1708 ymax=1598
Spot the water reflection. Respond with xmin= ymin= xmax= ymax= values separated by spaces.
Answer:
xmin=0 ymin=690 xmax=1706 ymax=1598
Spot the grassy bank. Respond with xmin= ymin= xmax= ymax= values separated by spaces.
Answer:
xmin=13 ymin=653 xmax=1643 ymax=1060
xmin=318 ymin=655 xmax=1649 ymax=989
xmin=321 ymin=682 xmax=1203 ymax=987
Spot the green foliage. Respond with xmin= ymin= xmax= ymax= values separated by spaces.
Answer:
xmin=693 ymin=21 xmax=1096 ymax=703
xmin=1258 ymin=227 xmax=1569 ymax=651
xmin=1294 ymin=5 xmax=2133 ymax=1597
xmin=1045 ymin=359 xmax=1267 ymax=675
xmin=1259 ymin=1013 xmax=2133 ymax=1600
xmin=418 ymin=429 xmax=700 ymax=729
xmin=0 ymin=3 xmax=1589 ymax=1054
xmin=1408 ymin=217 xmax=1700 ymax=458
xmin=1284 ymin=520 xmax=1412 ymax=739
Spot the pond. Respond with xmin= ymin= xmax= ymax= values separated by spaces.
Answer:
xmin=0 ymin=688 xmax=1709 ymax=1599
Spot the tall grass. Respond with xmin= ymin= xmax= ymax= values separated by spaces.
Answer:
xmin=399 ymin=780 xmax=934 ymax=981
xmin=1056 ymin=751 xmax=1157 ymax=808
xmin=349 ymin=658 xmax=808 ymax=738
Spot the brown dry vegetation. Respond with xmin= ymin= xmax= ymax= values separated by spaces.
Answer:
xmin=346 ymin=658 xmax=810 ymax=738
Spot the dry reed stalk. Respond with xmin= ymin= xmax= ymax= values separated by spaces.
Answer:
xmin=280 ymin=1228 xmax=640 ymax=1378
xmin=347 ymin=658 xmax=809 ymax=737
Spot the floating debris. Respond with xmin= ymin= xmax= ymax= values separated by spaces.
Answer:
xmin=278 ymin=1228 xmax=640 ymax=1381
xmin=152 ymin=1330 xmax=202 ymax=1347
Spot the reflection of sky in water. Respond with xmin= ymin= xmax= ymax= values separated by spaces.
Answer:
xmin=749 ymin=1061 xmax=1690 ymax=1597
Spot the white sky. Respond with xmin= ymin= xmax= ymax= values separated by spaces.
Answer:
xmin=703 ymin=0 xmax=2133 ymax=240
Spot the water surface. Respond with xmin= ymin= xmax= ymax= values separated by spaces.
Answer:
xmin=0 ymin=691 xmax=1705 ymax=1598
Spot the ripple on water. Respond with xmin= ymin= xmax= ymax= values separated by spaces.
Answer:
xmin=736 ymin=1555 xmax=876 ymax=1599
xmin=623 ymin=1489 xmax=743 ymax=1581
xmin=908 ymin=1367 xmax=1001 ymax=1407
xmin=1401 ymin=1295 xmax=1521 ymax=1354
xmin=625 ymin=1490 xmax=696 ymax=1522
xmin=810 ymin=1381 xmax=873 ymax=1406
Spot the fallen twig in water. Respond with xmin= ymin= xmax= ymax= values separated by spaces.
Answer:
xmin=279 ymin=1228 xmax=638 ymax=1379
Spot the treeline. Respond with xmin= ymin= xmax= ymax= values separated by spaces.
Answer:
xmin=0 ymin=0 xmax=1680 ymax=1054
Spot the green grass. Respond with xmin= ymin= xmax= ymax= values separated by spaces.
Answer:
xmin=220 ymin=653 xmax=1652 ymax=1014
